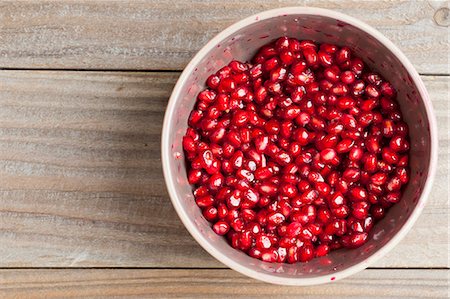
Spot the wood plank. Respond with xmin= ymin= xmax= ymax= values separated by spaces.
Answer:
xmin=0 ymin=1 xmax=448 ymax=73
xmin=0 ymin=269 xmax=448 ymax=298
xmin=0 ymin=71 xmax=448 ymax=268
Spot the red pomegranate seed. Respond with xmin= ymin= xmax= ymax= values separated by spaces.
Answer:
xmin=343 ymin=167 xmax=361 ymax=182
xmin=350 ymin=186 xmax=368 ymax=201
xmin=261 ymin=248 xmax=279 ymax=262
xmin=390 ymin=135 xmax=410 ymax=152
xmin=203 ymin=206 xmax=218 ymax=221
xmin=351 ymin=201 xmax=370 ymax=219
xmin=213 ymin=221 xmax=230 ymax=235
xmin=336 ymin=47 xmax=351 ymax=64
xmin=329 ymin=192 xmax=345 ymax=208
xmin=341 ymin=70 xmax=355 ymax=84
xmin=386 ymin=192 xmax=401 ymax=203
xmin=332 ymin=205 xmax=350 ymax=218
xmin=298 ymin=244 xmax=314 ymax=262
xmin=315 ymin=244 xmax=330 ymax=257
xmin=363 ymin=153 xmax=378 ymax=173
xmin=386 ymin=176 xmax=402 ymax=192
xmin=342 ymin=232 xmax=368 ymax=248
xmin=303 ymin=48 xmax=318 ymax=66
xmin=382 ymin=147 xmax=399 ymax=165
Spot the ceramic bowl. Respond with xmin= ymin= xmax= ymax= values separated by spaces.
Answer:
xmin=162 ymin=7 xmax=438 ymax=285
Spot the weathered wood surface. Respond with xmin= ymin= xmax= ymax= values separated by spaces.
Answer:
xmin=0 ymin=71 xmax=448 ymax=268
xmin=0 ymin=0 xmax=448 ymax=73
xmin=0 ymin=269 xmax=448 ymax=299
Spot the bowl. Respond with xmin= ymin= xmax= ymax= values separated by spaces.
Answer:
xmin=161 ymin=7 xmax=438 ymax=285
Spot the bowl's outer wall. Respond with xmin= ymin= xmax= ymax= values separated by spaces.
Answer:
xmin=164 ymin=12 xmax=432 ymax=281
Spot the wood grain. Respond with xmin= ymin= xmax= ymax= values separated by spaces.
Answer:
xmin=0 ymin=269 xmax=448 ymax=298
xmin=0 ymin=71 xmax=448 ymax=268
xmin=0 ymin=0 xmax=448 ymax=73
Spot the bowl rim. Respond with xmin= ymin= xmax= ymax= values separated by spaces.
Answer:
xmin=161 ymin=6 xmax=438 ymax=285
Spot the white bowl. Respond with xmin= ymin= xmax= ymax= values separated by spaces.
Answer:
xmin=161 ymin=7 xmax=438 ymax=285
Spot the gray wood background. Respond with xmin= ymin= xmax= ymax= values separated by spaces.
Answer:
xmin=0 ymin=1 xmax=448 ymax=298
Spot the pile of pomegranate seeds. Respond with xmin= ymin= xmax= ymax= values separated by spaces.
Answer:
xmin=182 ymin=37 xmax=410 ymax=263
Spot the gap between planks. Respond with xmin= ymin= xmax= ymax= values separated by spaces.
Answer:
xmin=0 ymin=269 xmax=448 ymax=298
xmin=0 ymin=68 xmax=448 ymax=77
xmin=0 ymin=267 xmax=447 ymax=270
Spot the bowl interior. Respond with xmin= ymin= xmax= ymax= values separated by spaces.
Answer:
xmin=165 ymin=12 xmax=432 ymax=281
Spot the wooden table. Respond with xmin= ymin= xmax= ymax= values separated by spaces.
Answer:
xmin=0 ymin=1 xmax=448 ymax=298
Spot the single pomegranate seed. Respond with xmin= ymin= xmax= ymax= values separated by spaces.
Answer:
xmin=390 ymin=135 xmax=409 ymax=152
xmin=336 ymin=47 xmax=351 ymax=64
xmin=345 ymin=232 xmax=368 ymax=248
xmin=365 ymin=85 xmax=380 ymax=98
xmin=230 ymin=217 xmax=245 ymax=232
xmin=386 ymin=192 xmax=401 ymax=203
xmin=213 ymin=221 xmax=230 ymax=235
xmin=298 ymin=244 xmax=314 ymax=262
xmin=371 ymin=172 xmax=388 ymax=185
xmin=386 ymin=176 xmax=402 ymax=192
xmin=382 ymin=147 xmax=399 ymax=165
xmin=267 ymin=212 xmax=286 ymax=226
xmin=395 ymin=167 xmax=409 ymax=184
xmin=261 ymin=248 xmax=279 ymax=262
xmin=303 ymin=48 xmax=318 ymax=67
xmin=259 ymin=182 xmax=278 ymax=196
xmin=203 ymin=206 xmax=218 ymax=222
xmin=279 ymin=50 xmax=294 ymax=65
xmin=343 ymin=167 xmax=361 ymax=182
xmin=286 ymin=246 xmax=299 ymax=263
xmin=363 ymin=153 xmax=378 ymax=173
xmin=208 ymin=173 xmax=224 ymax=190
xmin=188 ymin=169 xmax=202 ymax=184
xmin=371 ymin=205 xmax=385 ymax=219
xmin=332 ymin=205 xmax=350 ymax=218
xmin=350 ymin=58 xmax=364 ymax=76
xmin=255 ymin=234 xmax=272 ymax=249
xmin=341 ymin=70 xmax=355 ymax=84
xmin=315 ymin=244 xmax=330 ymax=257
xmin=366 ymin=136 xmax=381 ymax=154
xmin=324 ymin=66 xmax=340 ymax=82
xmin=350 ymin=186 xmax=368 ymax=202
xmin=352 ymin=201 xmax=370 ymax=219
xmin=329 ymin=192 xmax=345 ymax=208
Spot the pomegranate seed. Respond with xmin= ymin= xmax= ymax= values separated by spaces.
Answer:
xmin=395 ymin=167 xmax=409 ymax=184
xmin=350 ymin=186 xmax=368 ymax=202
xmin=336 ymin=47 xmax=351 ymax=64
xmin=320 ymin=148 xmax=339 ymax=165
xmin=261 ymin=248 xmax=279 ymax=262
xmin=315 ymin=244 xmax=330 ymax=257
xmin=329 ymin=192 xmax=346 ymax=208
xmin=352 ymin=201 xmax=370 ymax=219
xmin=382 ymin=147 xmax=399 ymax=165
xmin=386 ymin=176 xmax=402 ymax=192
xmin=364 ymin=153 xmax=378 ymax=173
xmin=303 ymin=48 xmax=318 ymax=66
xmin=341 ymin=70 xmax=355 ymax=84
xmin=259 ymin=182 xmax=278 ymax=196
xmin=390 ymin=135 xmax=409 ymax=152
xmin=213 ymin=221 xmax=230 ymax=235
xmin=386 ymin=192 xmax=401 ymax=203
xmin=298 ymin=244 xmax=314 ymax=262
xmin=345 ymin=232 xmax=368 ymax=248
xmin=349 ymin=147 xmax=364 ymax=161
xmin=343 ymin=167 xmax=361 ymax=182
